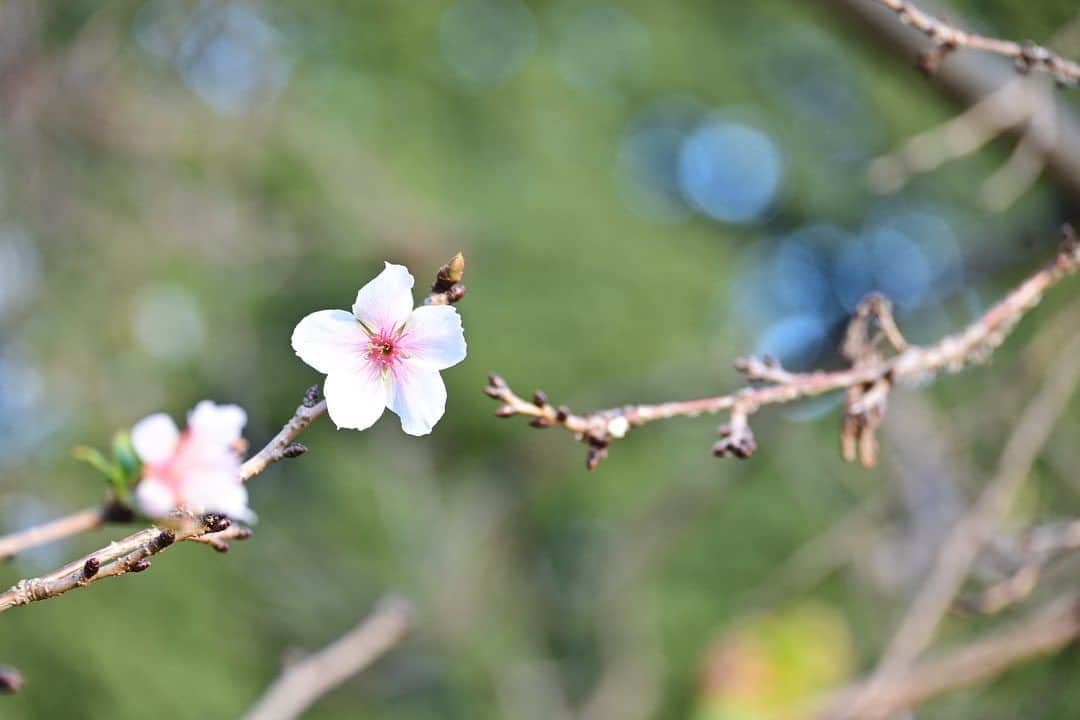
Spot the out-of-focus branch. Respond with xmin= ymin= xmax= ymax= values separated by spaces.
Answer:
xmin=830 ymin=325 xmax=1080 ymax=719
xmin=866 ymin=77 xmax=1032 ymax=195
xmin=824 ymin=0 xmax=1080 ymax=201
xmin=0 ymin=507 xmax=105 ymax=562
xmin=244 ymin=597 xmax=414 ymax=720
xmin=0 ymin=255 xmax=467 ymax=614
xmin=870 ymin=0 xmax=1080 ymax=84
xmin=487 ymin=229 xmax=1080 ymax=469
xmin=963 ymin=519 xmax=1080 ymax=614
xmin=818 ymin=593 xmax=1080 ymax=719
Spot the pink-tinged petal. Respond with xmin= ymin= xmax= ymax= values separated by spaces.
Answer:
xmin=131 ymin=413 xmax=180 ymax=465
xmin=134 ymin=480 xmax=176 ymax=519
xmin=184 ymin=473 xmax=254 ymax=523
xmin=188 ymin=401 xmax=247 ymax=444
xmin=400 ymin=305 xmax=467 ymax=370
xmin=324 ymin=367 xmax=389 ymax=431
xmin=292 ymin=309 xmax=369 ymax=375
xmin=352 ymin=262 xmax=414 ymax=332
xmin=388 ymin=360 xmax=447 ymax=436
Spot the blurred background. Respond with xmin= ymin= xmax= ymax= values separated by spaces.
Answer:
xmin=1 ymin=0 xmax=1079 ymax=718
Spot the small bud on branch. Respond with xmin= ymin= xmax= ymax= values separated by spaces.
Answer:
xmin=485 ymin=229 xmax=1080 ymax=469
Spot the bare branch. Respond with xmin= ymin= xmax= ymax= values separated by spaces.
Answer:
xmin=818 ymin=593 xmax=1080 ymax=719
xmin=830 ymin=324 xmax=1080 ymax=719
xmin=871 ymin=0 xmax=1080 ymax=85
xmin=963 ymin=520 xmax=1080 ymax=614
xmin=244 ymin=597 xmax=414 ymax=720
xmin=0 ymin=507 xmax=105 ymax=562
xmin=867 ymin=77 xmax=1033 ymax=194
xmin=239 ymin=395 xmax=326 ymax=483
xmin=488 ymin=229 xmax=1080 ymax=469
xmin=0 ymin=514 xmax=230 ymax=613
xmin=187 ymin=524 xmax=254 ymax=553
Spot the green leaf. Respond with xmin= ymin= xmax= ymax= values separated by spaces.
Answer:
xmin=112 ymin=432 xmax=140 ymax=483
xmin=72 ymin=446 xmax=117 ymax=481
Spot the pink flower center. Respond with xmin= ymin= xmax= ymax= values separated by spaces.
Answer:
xmin=367 ymin=332 xmax=403 ymax=370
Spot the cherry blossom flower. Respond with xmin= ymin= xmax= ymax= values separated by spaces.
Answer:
xmin=131 ymin=401 xmax=252 ymax=522
xmin=291 ymin=262 xmax=467 ymax=435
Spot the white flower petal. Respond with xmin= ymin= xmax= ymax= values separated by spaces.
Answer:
xmin=188 ymin=401 xmax=247 ymax=443
xmin=134 ymin=480 xmax=177 ymax=519
xmin=131 ymin=413 xmax=180 ymax=465
xmin=184 ymin=473 xmax=254 ymax=523
xmin=400 ymin=305 xmax=467 ymax=370
xmin=324 ymin=367 xmax=389 ymax=431
xmin=352 ymin=262 xmax=415 ymax=331
xmin=388 ymin=360 xmax=447 ymax=436
xmin=292 ymin=309 xmax=369 ymax=375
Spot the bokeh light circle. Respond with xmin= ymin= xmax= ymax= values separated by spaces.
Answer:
xmin=440 ymin=0 xmax=537 ymax=89
xmin=678 ymin=121 xmax=782 ymax=224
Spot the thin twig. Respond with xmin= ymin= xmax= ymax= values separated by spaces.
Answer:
xmin=831 ymin=326 xmax=1080 ymax=719
xmin=0 ymin=507 xmax=105 ymax=562
xmin=244 ymin=597 xmax=414 ymax=720
xmin=866 ymin=77 xmax=1033 ymax=194
xmin=0 ymin=514 xmax=230 ymax=612
xmin=239 ymin=401 xmax=322 ymax=483
xmin=487 ymin=228 xmax=1080 ymax=469
xmin=187 ymin=524 xmax=254 ymax=553
xmin=817 ymin=593 xmax=1080 ymax=719
xmin=871 ymin=0 xmax=1080 ymax=85
xmin=963 ymin=519 xmax=1080 ymax=614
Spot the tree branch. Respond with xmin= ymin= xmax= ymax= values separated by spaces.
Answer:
xmin=818 ymin=593 xmax=1080 ymax=718
xmin=0 ymin=514 xmax=231 ymax=612
xmin=244 ymin=597 xmax=414 ymax=720
xmin=963 ymin=519 xmax=1080 ymax=614
xmin=871 ymin=0 xmax=1080 ymax=84
xmin=487 ymin=227 xmax=1080 ymax=469
xmin=0 ymin=507 xmax=105 ymax=562
xmin=828 ymin=323 xmax=1080 ymax=719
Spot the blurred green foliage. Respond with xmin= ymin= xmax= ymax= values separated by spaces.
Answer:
xmin=0 ymin=1 xmax=1078 ymax=718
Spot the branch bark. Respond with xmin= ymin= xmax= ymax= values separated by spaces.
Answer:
xmin=0 ymin=514 xmax=228 ymax=612
xmin=870 ymin=0 xmax=1080 ymax=84
xmin=487 ymin=229 xmax=1080 ymax=469
xmin=0 ymin=507 xmax=104 ymax=562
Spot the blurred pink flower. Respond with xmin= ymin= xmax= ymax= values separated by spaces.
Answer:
xmin=291 ymin=262 xmax=467 ymax=435
xmin=131 ymin=401 xmax=252 ymax=522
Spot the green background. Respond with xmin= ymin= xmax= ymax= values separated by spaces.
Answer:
xmin=1 ymin=1 xmax=1078 ymax=718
